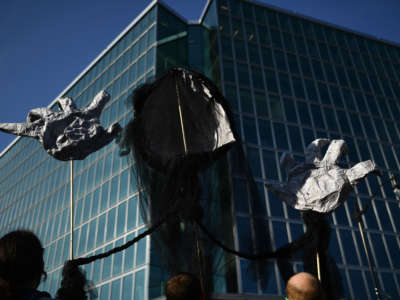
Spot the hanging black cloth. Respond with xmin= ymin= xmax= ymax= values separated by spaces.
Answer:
xmin=120 ymin=67 xmax=239 ymax=287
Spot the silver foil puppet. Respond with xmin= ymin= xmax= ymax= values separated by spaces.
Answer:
xmin=265 ymin=139 xmax=379 ymax=213
xmin=0 ymin=90 xmax=121 ymax=161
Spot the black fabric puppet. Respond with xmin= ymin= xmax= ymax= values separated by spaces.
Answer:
xmin=119 ymin=67 xmax=239 ymax=284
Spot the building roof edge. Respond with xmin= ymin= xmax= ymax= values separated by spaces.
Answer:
xmin=199 ymin=0 xmax=213 ymax=23
xmin=247 ymin=0 xmax=400 ymax=48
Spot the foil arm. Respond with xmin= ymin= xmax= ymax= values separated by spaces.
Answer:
xmin=346 ymin=160 xmax=379 ymax=185
xmin=0 ymin=122 xmax=34 ymax=137
xmin=84 ymin=90 xmax=111 ymax=117
xmin=321 ymin=139 xmax=348 ymax=166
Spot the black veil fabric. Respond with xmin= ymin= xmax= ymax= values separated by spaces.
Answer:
xmin=122 ymin=67 xmax=236 ymax=173
xmin=120 ymin=67 xmax=241 ymax=293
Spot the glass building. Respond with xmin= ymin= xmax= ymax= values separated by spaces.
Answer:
xmin=1 ymin=0 xmax=400 ymax=299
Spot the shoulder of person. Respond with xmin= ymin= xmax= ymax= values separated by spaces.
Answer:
xmin=31 ymin=290 xmax=53 ymax=300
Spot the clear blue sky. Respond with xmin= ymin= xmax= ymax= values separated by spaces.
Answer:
xmin=0 ymin=0 xmax=399 ymax=153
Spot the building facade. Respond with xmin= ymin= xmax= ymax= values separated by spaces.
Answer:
xmin=0 ymin=0 xmax=400 ymax=299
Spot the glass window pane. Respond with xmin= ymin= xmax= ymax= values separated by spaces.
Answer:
xmin=122 ymin=274 xmax=134 ymax=300
xmin=232 ymin=19 xmax=243 ymax=40
xmin=247 ymin=147 xmax=262 ymax=177
xmin=111 ymin=279 xmax=121 ymax=299
xmin=263 ymin=150 xmax=278 ymax=180
xmin=275 ymin=50 xmax=287 ymax=72
xmin=302 ymin=128 xmax=314 ymax=145
xmin=117 ymin=202 xmax=127 ymax=236
xmin=245 ymin=22 xmax=256 ymax=43
xmin=381 ymin=273 xmax=399 ymax=299
xmin=136 ymin=229 xmax=146 ymax=266
xmin=273 ymin=122 xmax=288 ymax=149
xmin=340 ymin=229 xmax=359 ymax=265
xmin=288 ymin=126 xmax=303 ymax=152
xmin=221 ymin=36 xmax=233 ymax=57
xmin=251 ymin=66 xmax=264 ymax=89
xmin=323 ymin=107 xmax=338 ymax=132
xmin=273 ymin=221 xmax=288 ymax=248
xmin=255 ymin=92 xmax=269 ymax=117
xmin=237 ymin=63 xmax=249 ymax=86
xmin=127 ymin=196 xmax=138 ymax=230
xmin=106 ymin=207 xmax=116 ymax=241
xmin=240 ymin=89 xmax=254 ymax=114
xmin=124 ymin=233 xmax=135 ymax=271
xmin=243 ymin=116 xmax=258 ymax=144
xmin=269 ymin=95 xmax=283 ymax=120
xmin=225 ymin=84 xmax=239 ymax=111
xmin=234 ymin=39 xmax=246 ymax=61
xmin=96 ymin=214 xmax=106 ymax=246
xmin=265 ymin=70 xmax=278 ymax=93
xmin=270 ymin=29 xmax=282 ymax=48
xmin=134 ymin=270 xmax=145 ymax=300
xmin=297 ymin=101 xmax=312 ymax=126
xmin=283 ymin=98 xmax=297 ymax=123
xmin=261 ymin=47 xmax=274 ymax=68
xmin=223 ymin=60 xmax=236 ymax=82
xmin=348 ymin=270 xmax=369 ymax=299
xmin=233 ymin=178 xmax=249 ymax=213
xmin=292 ymin=76 xmax=305 ymax=99
xmin=258 ymin=119 xmax=273 ymax=147
xmin=100 ymin=283 xmax=110 ymax=300
xmin=310 ymin=104 xmax=325 ymax=129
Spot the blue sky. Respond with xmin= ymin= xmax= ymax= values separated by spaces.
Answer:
xmin=0 ymin=0 xmax=399 ymax=153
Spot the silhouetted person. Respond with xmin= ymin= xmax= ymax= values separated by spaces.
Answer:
xmin=0 ymin=230 xmax=52 ymax=300
xmin=165 ymin=273 xmax=202 ymax=300
xmin=286 ymin=272 xmax=322 ymax=300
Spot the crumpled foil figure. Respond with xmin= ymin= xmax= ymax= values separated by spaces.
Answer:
xmin=265 ymin=139 xmax=379 ymax=213
xmin=0 ymin=90 xmax=121 ymax=161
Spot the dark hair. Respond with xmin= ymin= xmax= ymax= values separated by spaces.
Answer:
xmin=165 ymin=273 xmax=202 ymax=300
xmin=0 ymin=230 xmax=47 ymax=300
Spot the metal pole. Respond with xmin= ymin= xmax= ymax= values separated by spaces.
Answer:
xmin=175 ymin=78 xmax=205 ymax=299
xmin=70 ymin=160 xmax=74 ymax=259
xmin=355 ymin=205 xmax=381 ymax=300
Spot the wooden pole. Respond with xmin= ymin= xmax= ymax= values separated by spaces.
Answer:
xmin=316 ymin=252 xmax=321 ymax=282
xmin=70 ymin=160 xmax=74 ymax=259
xmin=175 ymin=79 xmax=188 ymax=154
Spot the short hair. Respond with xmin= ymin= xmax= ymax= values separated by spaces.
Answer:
xmin=165 ymin=273 xmax=202 ymax=300
xmin=286 ymin=272 xmax=321 ymax=300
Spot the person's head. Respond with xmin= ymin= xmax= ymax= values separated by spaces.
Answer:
xmin=286 ymin=272 xmax=321 ymax=300
xmin=165 ymin=272 xmax=201 ymax=300
xmin=0 ymin=230 xmax=46 ymax=298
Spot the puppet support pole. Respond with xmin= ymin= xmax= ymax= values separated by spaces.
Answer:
xmin=175 ymin=79 xmax=188 ymax=153
xmin=70 ymin=161 xmax=74 ymax=259
xmin=316 ymin=252 xmax=321 ymax=281
xmin=355 ymin=203 xmax=381 ymax=300
xmin=194 ymin=224 xmax=206 ymax=300
xmin=175 ymin=79 xmax=206 ymax=299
